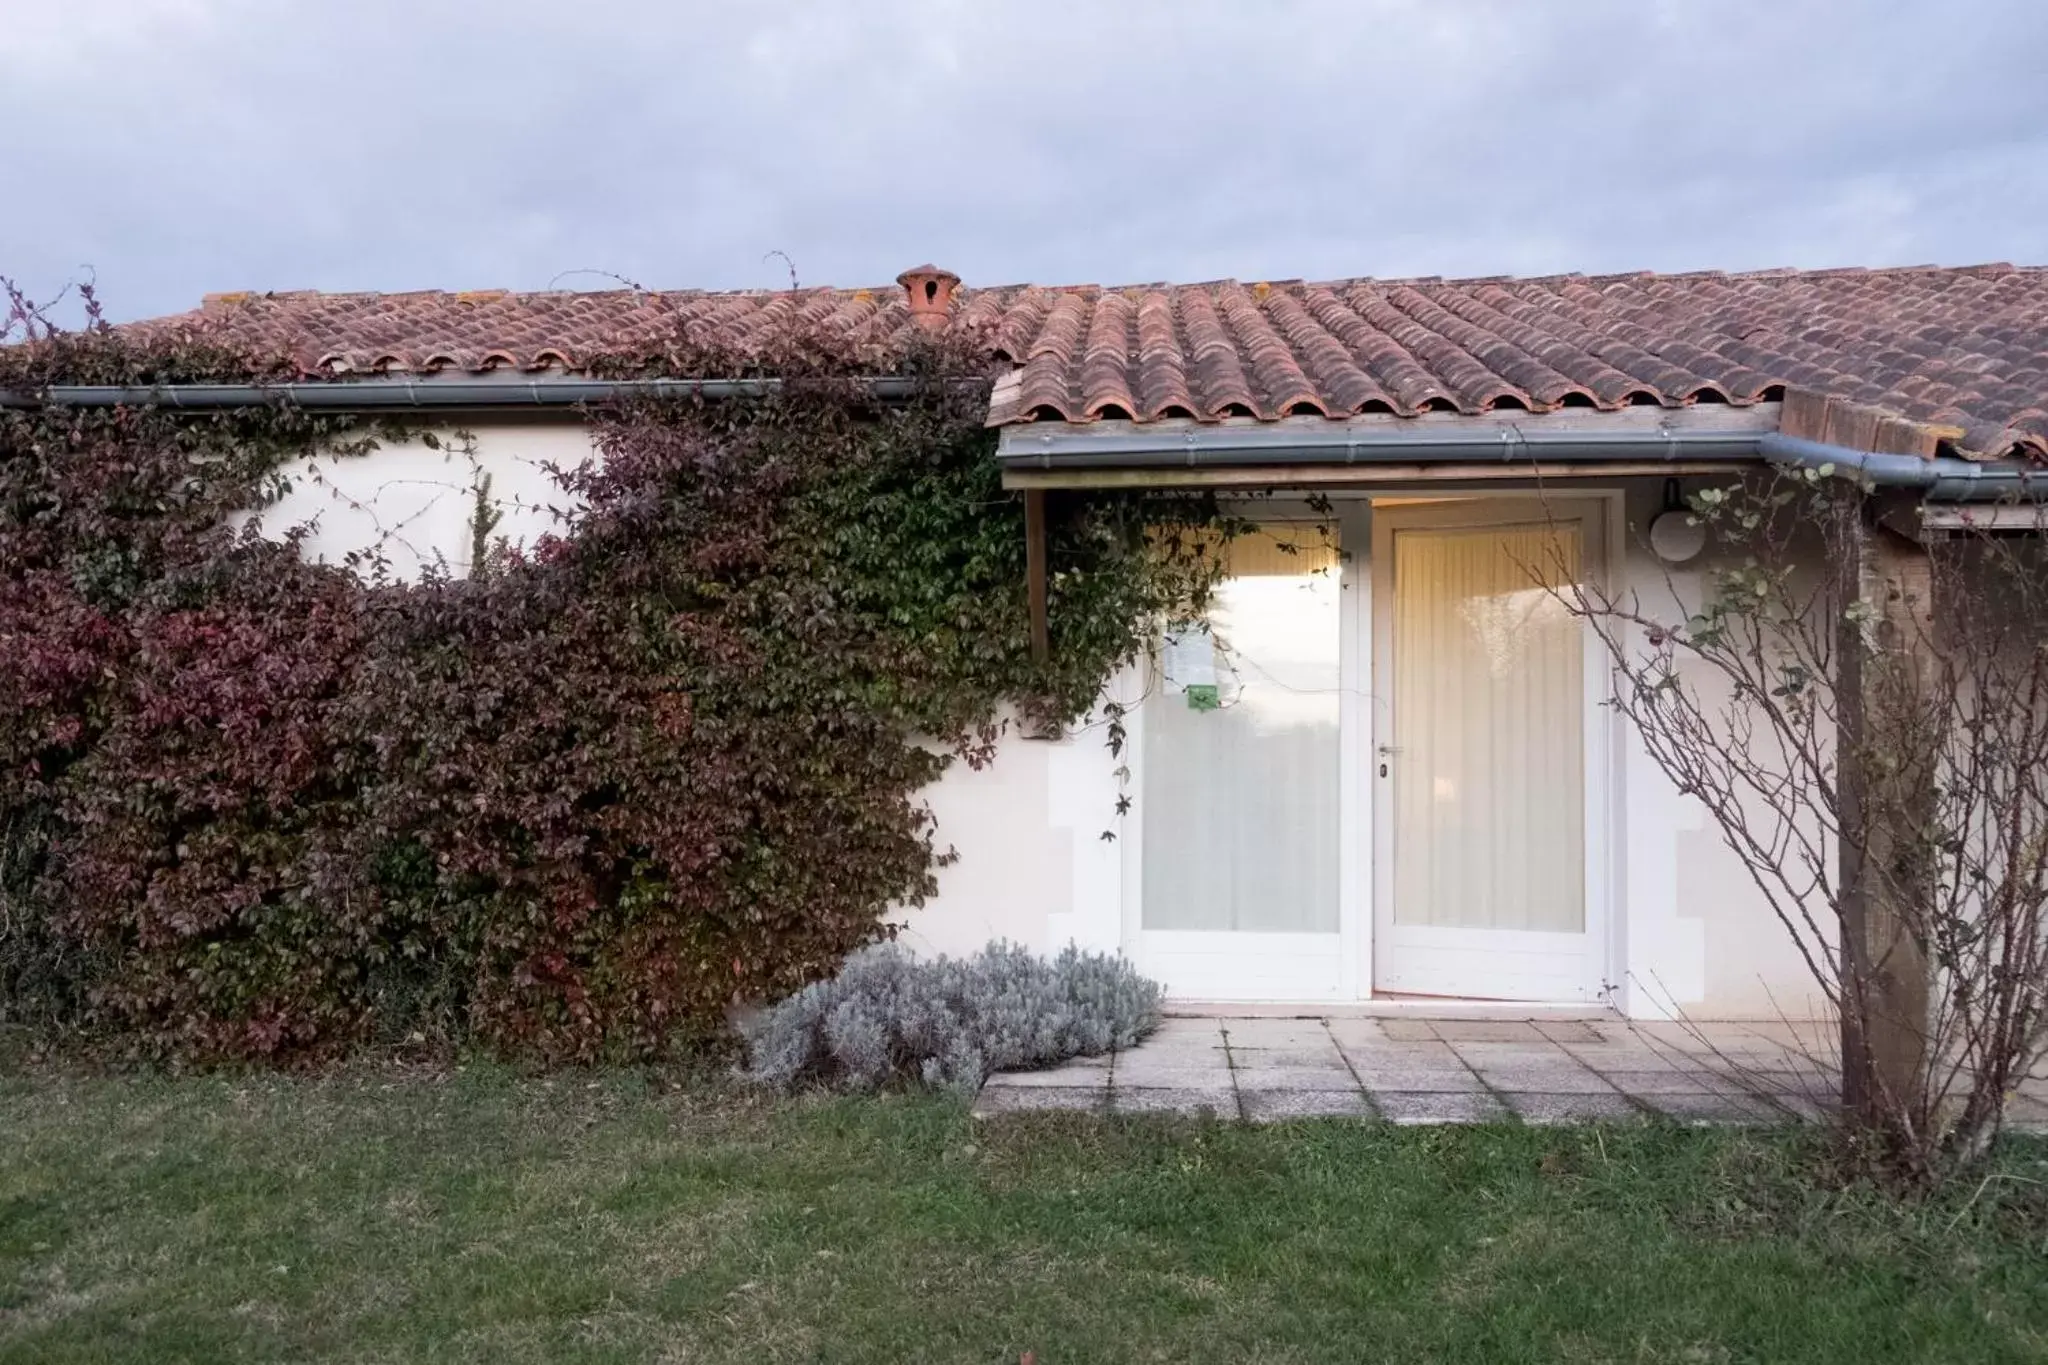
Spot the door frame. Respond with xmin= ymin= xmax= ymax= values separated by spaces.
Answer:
xmin=1116 ymin=499 xmax=1371 ymax=1002
xmin=1110 ymin=489 xmax=1623 ymax=1005
xmin=1366 ymin=492 xmax=1622 ymax=1004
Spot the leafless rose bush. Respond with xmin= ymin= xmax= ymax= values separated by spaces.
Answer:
xmin=1560 ymin=469 xmax=2048 ymax=1186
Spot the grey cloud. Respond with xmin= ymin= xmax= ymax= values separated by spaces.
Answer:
xmin=2 ymin=0 xmax=2044 ymax=323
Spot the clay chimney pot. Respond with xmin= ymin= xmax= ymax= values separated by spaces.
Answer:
xmin=896 ymin=264 xmax=961 ymax=330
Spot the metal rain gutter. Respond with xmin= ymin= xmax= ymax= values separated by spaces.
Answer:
xmin=996 ymin=416 xmax=1772 ymax=468
xmin=10 ymin=380 xmax=2042 ymax=505
xmin=0 ymin=376 xmax=942 ymax=411
xmin=1758 ymin=432 xmax=2047 ymax=503
xmin=993 ymin=410 xmax=2048 ymax=506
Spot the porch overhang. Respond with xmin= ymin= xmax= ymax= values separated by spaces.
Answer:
xmin=1002 ymin=406 xmax=1784 ymax=662
xmin=1001 ymin=400 xmax=2048 ymax=661
xmin=995 ymin=404 xmax=1779 ymax=490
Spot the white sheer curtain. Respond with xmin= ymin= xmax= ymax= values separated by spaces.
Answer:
xmin=1142 ymin=526 xmax=1341 ymax=934
xmin=1391 ymin=524 xmax=1583 ymax=933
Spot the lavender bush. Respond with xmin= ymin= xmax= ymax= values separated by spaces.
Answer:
xmin=740 ymin=941 xmax=1162 ymax=1093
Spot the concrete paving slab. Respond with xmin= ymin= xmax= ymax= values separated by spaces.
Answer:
xmin=1595 ymin=1068 xmax=1726 ymax=1095
xmin=981 ymin=1013 xmax=1838 ymax=1126
xmin=1221 ymin=1045 xmax=1351 ymax=1069
xmin=1763 ymin=1092 xmax=1833 ymax=1121
xmin=1428 ymin=1020 xmax=1552 ymax=1044
xmin=1114 ymin=1047 xmax=1220 ymax=1080
xmin=1242 ymin=1089 xmax=1372 ymax=1122
xmin=1744 ymin=1074 xmax=1841 ymax=1108
xmin=1642 ymin=1091 xmax=1789 ymax=1124
xmin=1234 ymin=1063 xmax=1362 ymax=1089
xmin=1115 ymin=1042 xmax=1228 ymax=1070
xmin=1741 ymin=1058 xmax=1842 ymax=1081
xmin=1218 ymin=1020 xmax=1340 ymax=1048
xmin=1560 ymin=1044 xmax=1696 ymax=1071
xmin=1373 ymin=1090 xmax=1510 ymax=1124
xmin=1448 ymin=1041 xmax=1579 ymax=1063
xmin=984 ymin=1063 xmax=1112 ymax=1089
xmin=2007 ymin=1095 xmax=2048 ymax=1129
xmin=1691 ymin=1052 xmax=1812 ymax=1080
xmin=1148 ymin=1017 xmax=1228 ymax=1042
xmin=1580 ymin=1019 xmax=1648 ymax=1044
xmin=1501 ymin=1091 xmax=1642 ymax=1124
xmin=1682 ymin=1024 xmax=1829 ymax=1059
xmin=1466 ymin=1065 xmax=1616 ymax=1095
xmin=1129 ymin=1032 xmax=1228 ymax=1054
xmin=1335 ymin=1037 xmax=1463 ymax=1067
xmin=1614 ymin=1022 xmax=1729 ymax=1053
xmin=1608 ymin=1024 xmax=1830 ymax=1063
xmin=1321 ymin=1018 xmax=1394 ymax=1048
xmin=1111 ymin=1086 xmax=1237 ymax=1117
xmin=1113 ymin=1065 xmax=1236 ymax=1091
xmin=972 ymin=1086 xmax=1105 ymax=1117
xmin=1345 ymin=1063 xmax=1487 ymax=1093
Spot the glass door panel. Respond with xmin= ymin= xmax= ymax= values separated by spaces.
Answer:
xmin=1389 ymin=522 xmax=1584 ymax=933
xmin=1142 ymin=524 xmax=1341 ymax=935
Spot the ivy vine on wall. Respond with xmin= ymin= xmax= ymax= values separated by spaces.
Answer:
xmin=0 ymin=288 xmax=1231 ymax=1062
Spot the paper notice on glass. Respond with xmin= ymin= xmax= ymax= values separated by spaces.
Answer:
xmin=1161 ymin=627 xmax=1217 ymax=693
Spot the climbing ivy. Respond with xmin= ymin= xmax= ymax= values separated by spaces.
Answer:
xmin=0 ymin=287 xmax=1231 ymax=1062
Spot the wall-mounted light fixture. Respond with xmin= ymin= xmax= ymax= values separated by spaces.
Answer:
xmin=1648 ymin=477 xmax=1706 ymax=563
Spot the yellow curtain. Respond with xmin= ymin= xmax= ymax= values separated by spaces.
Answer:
xmin=1391 ymin=524 xmax=1584 ymax=933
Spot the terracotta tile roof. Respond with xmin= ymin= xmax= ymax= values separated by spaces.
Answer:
xmin=137 ymin=263 xmax=2048 ymax=459
xmin=157 ymin=284 xmax=919 ymax=376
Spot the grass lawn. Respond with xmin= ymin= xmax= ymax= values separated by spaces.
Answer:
xmin=2 ymin=1062 xmax=2046 ymax=1364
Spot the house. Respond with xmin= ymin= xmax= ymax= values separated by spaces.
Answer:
xmin=53 ymin=261 xmax=2048 ymax=1022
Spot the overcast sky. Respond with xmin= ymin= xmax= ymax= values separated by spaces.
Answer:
xmin=4 ymin=0 xmax=2045 ymax=323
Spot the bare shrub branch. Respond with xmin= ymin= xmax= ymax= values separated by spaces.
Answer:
xmin=1555 ymin=467 xmax=2048 ymax=1184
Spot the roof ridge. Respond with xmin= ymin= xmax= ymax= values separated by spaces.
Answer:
xmin=177 ymin=261 xmax=2046 ymax=317
xmin=108 ymin=262 xmax=2048 ymax=461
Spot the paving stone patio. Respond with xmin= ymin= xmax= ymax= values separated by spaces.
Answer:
xmin=973 ymin=1015 xmax=2033 ymax=1125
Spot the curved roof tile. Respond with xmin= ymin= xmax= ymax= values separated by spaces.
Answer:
xmin=123 ymin=264 xmax=2048 ymax=459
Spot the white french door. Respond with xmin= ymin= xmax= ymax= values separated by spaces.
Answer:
xmin=1132 ymin=520 xmax=1352 ymax=1000
xmin=1370 ymin=499 xmax=1608 ymax=1003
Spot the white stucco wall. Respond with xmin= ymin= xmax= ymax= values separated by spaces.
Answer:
xmin=255 ymin=430 xmax=1827 ymax=1020
xmin=888 ymin=691 xmax=1139 ymax=962
xmin=1612 ymin=481 xmax=1834 ymax=1021
xmin=895 ymin=480 xmax=1831 ymax=1021
xmin=244 ymin=420 xmax=595 ymax=580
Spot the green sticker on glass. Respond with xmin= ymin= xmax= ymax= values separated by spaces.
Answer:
xmin=1184 ymin=683 xmax=1220 ymax=712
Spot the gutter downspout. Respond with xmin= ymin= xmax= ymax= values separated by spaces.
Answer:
xmin=1758 ymin=432 xmax=2047 ymax=503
